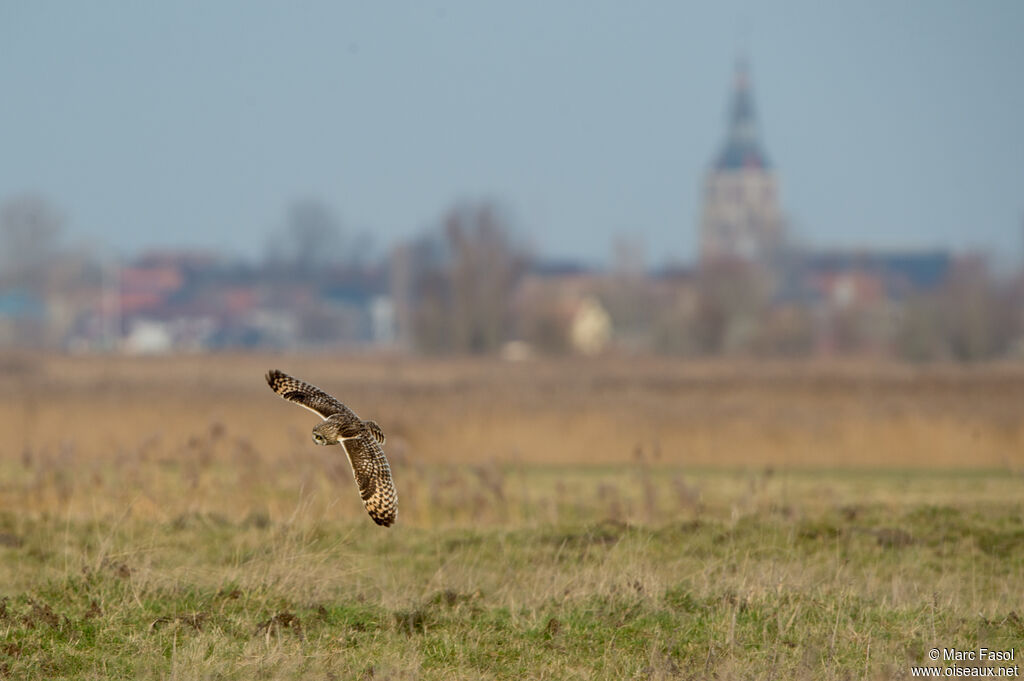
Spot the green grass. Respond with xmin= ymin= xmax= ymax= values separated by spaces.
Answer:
xmin=1 ymin=468 xmax=1023 ymax=680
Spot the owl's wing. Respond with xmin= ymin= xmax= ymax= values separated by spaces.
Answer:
xmin=340 ymin=426 xmax=398 ymax=527
xmin=265 ymin=369 xmax=347 ymax=419
xmin=363 ymin=420 xmax=386 ymax=447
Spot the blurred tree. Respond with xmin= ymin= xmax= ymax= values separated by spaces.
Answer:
xmin=942 ymin=259 xmax=1011 ymax=361
xmin=265 ymin=199 xmax=367 ymax=272
xmin=403 ymin=201 xmax=528 ymax=354
xmin=515 ymin=283 xmax=572 ymax=355
xmin=689 ymin=260 xmax=771 ymax=354
xmin=287 ymin=199 xmax=341 ymax=269
xmin=750 ymin=305 xmax=815 ymax=357
xmin=652 ymin=293 xmax=699 ymax=356
xmin=895 ymin=256 xmax=1016 ymax=361
xmin=597 ymin=237 xmax=655 ymax=352
xmin=0 ymin=194 xmax=64 ymax=289
xmin=446 ymin=202 xmax=527 ymax=353
xmin=522 ymin=303 xmax=572 ymax=354
xmin=0 ymin=194 xmax=103 ymax=349
xmin=410 ymin=267 xmax=451 ymax=354
xmin=895 ymin=297 xmax=947 ymax=361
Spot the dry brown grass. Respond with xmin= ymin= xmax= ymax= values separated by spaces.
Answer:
xmin=0 ymin=351 xmax=1021 ymax=527
xmin=2 ymin=353 xmax=1021 ymax=468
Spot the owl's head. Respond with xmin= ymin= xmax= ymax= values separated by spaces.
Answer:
xmin=311 ymin=420 xmax=341 ymax=445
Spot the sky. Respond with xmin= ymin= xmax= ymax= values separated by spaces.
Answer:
xmin=2 ymin=1 xmax=1023 ymax=268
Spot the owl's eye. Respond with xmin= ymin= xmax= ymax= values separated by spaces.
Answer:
xmin=312 ymin=433 xmax=325 ymax=445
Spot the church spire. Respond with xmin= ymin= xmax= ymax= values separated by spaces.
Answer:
xmin=699 ymin=56 xmax=785 ymax=265
xmin=715 ymin=57 xmax=770 ymax=170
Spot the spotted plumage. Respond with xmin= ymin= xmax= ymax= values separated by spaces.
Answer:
xmin=265 ymin=369 xmax=397 ymax=527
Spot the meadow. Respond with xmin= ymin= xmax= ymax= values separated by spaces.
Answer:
xmin=0 ymin=353 xmax=1021 ymax=679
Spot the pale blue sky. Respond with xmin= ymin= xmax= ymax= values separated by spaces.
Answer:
xmin=2 ymin=2 xmax=1023 ymax=267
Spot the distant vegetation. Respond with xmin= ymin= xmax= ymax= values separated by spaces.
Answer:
xmin=2 ymin=192 xmax=1022 ymax=360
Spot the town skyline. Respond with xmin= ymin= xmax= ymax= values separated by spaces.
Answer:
xmin=3 ymin=2 xmax=1023 ymax=270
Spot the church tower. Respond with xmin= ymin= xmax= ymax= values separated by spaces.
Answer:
xmin=699 ymin=58 xmax=785 ymax=265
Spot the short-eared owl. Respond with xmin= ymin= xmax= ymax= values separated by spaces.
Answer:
xmin=265 ymin=369 xmax=397 ymax=527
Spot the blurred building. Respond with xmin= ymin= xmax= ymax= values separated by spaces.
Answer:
xmin=698 ymin=58 xmax=785 ymax=265
xmin=803 ymin=250 xmax=952 ymax=306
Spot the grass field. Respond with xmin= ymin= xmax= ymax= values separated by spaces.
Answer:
xmin=0 ymin=354 xmax=1022 ymax=679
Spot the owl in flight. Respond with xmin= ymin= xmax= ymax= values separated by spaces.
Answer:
xmin=265 ymin=369 xmax=397 ymax=527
